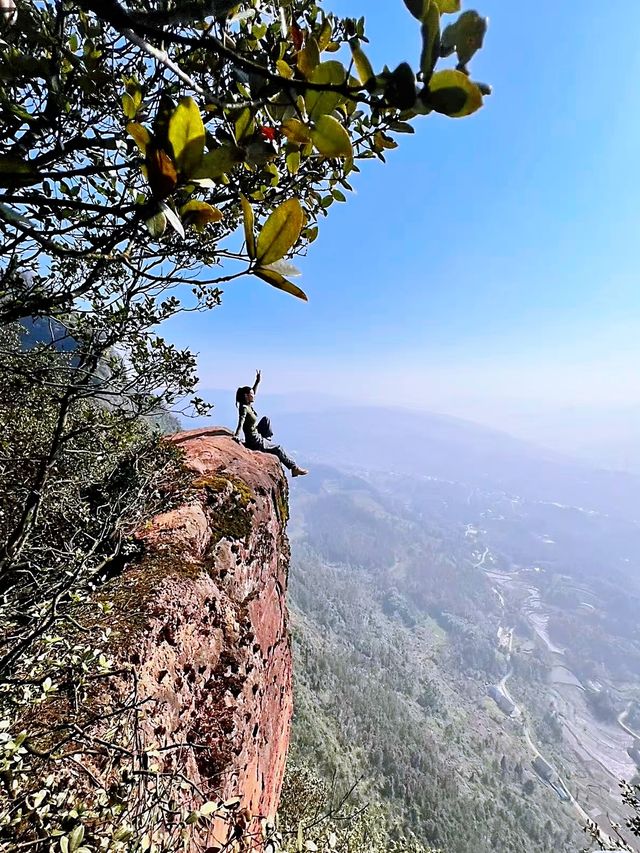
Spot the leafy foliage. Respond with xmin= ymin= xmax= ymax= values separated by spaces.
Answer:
xmin=0 ymin=0 xmax=489 ymax=315
xmin=0 ymin=323 xmax=201 ymax=852
xmin=278 ymin=763 xmax=442 ymax=853
xmin=586 ymin=783 xmax=640 ymax=850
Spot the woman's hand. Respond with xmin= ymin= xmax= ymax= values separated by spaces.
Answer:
xmin=253 ymin=369 xmax=261 ymax=393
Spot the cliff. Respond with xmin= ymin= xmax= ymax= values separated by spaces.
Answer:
xmin=66 ymin=428 xmax=293 ymax=849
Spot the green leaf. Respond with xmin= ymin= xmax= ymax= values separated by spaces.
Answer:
xmin=69 ymin=825 xmax=84 ymax=853
xmin=434 ymin=0 xmax=461 ymax=12
xmin=192 ymin=145 xmax=241 ymax=179
xmin=240 ymin=194 xmax=256 ymax=259
xmin=349 ymin=39 xmax=374 ymax=85
xmin=426 ymin=69 xmax=484 ymax=117
xmin=303 ymin=225 xmax=319 ymax=244
xmin=310 ymin=115 xmax=353 ymax=159
xmin=0 ymin=155 xmax=33 ymax=175
xmin=297 ymin=37 xmax=320 ymax=78
xmin=124 ymin=77 xmax=143 ymax=110
xmin=168 ymin=96 xmax=205 ymax=177
xmin=389 ymin=121 xmax=415 ymax=133
xmin=286 ymin=150 xmax=301 ymax=175
xmin=180 ymin=200 xmax=223 ymax=229
xmin=419 ymin=2 xmax=441 ymax=83
xmin=254 ymin=267 xmax=308 ymax=301
xmin=235 ymin=107 xmax=255 ymax=143
xmin=153 ymin=93 xmax=175 ymax=150
xmin=305 ymin=61 xmax=346 ymax=120
xmin=256 ymin=198 xmax=304 ymax=265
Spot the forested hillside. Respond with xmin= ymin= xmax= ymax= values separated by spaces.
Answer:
xmin=287 ymin=466 xmax=588 ymax=853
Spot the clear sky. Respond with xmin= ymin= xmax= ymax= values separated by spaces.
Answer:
xmin=169 ymin=1 xmax=640 ymax=465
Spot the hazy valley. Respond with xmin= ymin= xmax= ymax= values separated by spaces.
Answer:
xmin=271 ymin=404 xmax=640 ymax=852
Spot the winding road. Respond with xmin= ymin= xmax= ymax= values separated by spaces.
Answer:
xmin=618 ymin=704 xmax=640 ymax=743
xmin=483 ymin=550 xmax=618 ymax=847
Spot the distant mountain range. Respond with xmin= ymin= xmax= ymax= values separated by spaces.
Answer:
xmin=193 ymin=394 xmax=640 ymax=522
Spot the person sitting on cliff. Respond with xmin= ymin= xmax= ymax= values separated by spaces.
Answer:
xmin=233 ymin=371 xmax=308 ymax=478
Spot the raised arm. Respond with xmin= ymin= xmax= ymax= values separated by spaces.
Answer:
xmin=252 ymin=369 xmax=261 ymax=394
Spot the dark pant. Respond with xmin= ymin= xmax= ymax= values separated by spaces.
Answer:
xmin=257 ymin=416 xmax=273 ymax=439
xmin=246 ymin=432 xmax=296 ymax=471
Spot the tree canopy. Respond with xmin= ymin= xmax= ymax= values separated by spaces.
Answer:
xmin=0 ymin=0 xmax=489 ymax=317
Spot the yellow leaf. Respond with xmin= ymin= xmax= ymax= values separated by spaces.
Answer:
xmin=297 ymin=37 xmax=320 ymax=79
xmin=168 ymin=96 xmax=205 ymax=177
xmin=255 ymin=198 xmax=304 ymax=265
xmin=428 ymin=69 xmax=484 ymax=117
xmin=305 ymin=61 xmax=346 ymax=120
xmin=317 ymin=19 xmax=333 ymax=52
xmin=310 ymin=115 xmax=353 ymax=158
xmin=124 ymin=77 xmax=143 ymax=107
xmin=122 ymin=92 xmax=137 ymax=119
xmin=180 ymin=200 xmax=223 ymax=230
xmin=254 ymin=267 xmax=308 ymax=301
xmin=240 ymin=194 xmax=256 ymax=259
xmin=126 ymin=122 xmax=151 ymax=155
xmin=281 ymin=118 xmax=311 ymax=145
xmin=276 ymin=60 xmax=293 ymax=79
xmin=434 ymin=0 xmax=461 ymax=12
xmin=349 ymin=40 xmax=374 ymax=85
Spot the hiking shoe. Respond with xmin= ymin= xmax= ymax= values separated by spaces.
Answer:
xmin=291 ymin=467 xmax=308 ymax=477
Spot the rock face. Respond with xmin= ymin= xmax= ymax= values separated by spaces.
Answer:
xmin=105 ymin=428 xmax=293 ymax=847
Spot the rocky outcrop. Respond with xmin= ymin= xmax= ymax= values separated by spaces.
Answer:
xmin=98 ymin=428 xmax=293 ymax=847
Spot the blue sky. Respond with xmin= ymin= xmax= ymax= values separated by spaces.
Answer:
xmin=170 ymin=1 xmax=640 ymax=460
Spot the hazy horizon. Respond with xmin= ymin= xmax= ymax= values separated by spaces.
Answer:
xmin=168 ymin=0 xmax=640 ymax=474
xmin=191 ymin=380 xmax=640 ymax=475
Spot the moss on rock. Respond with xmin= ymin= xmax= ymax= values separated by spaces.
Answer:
xmin=195 ymin=474 xmax=255 ymax=546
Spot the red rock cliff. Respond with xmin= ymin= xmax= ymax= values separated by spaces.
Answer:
xmin=102 ymin=428 xmax=293 ymax=847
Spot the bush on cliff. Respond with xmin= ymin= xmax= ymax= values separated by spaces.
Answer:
xmin=278 ymin=764 xmax=442 ymax=853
